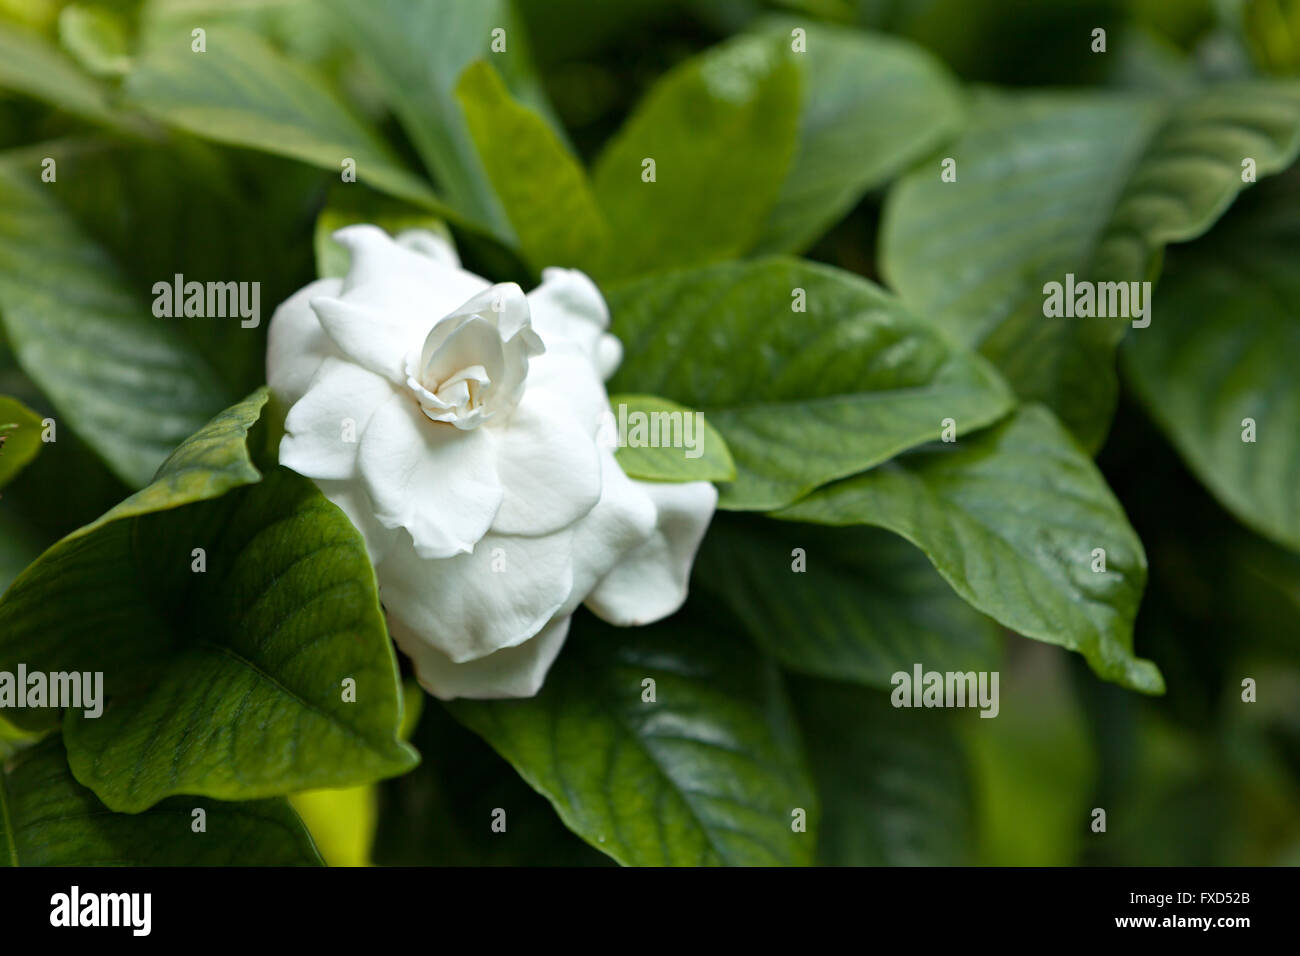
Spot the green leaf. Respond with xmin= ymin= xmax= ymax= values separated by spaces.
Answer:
xmin=58 ymin=3 xmax=132 ymax=78
xmin=0 ymin=20 xmax=137 ymax=130
xmin=314 ymin=186 xmax=455 ymax=280
xmin=1123 ymin=172 xmax=1300 ymax=552
xmin=882 ymin=83 xmax=1300 ymax=449
xmin=449 ymin=613 xmax=817 ymax=866
xmin=608 ymin=394 xmax=735 ymax=483
xmin=698 ymin=515 xmax=999 ymax=689
xmin=0 ymin=395 xmax=42 ymax=490
xmin=0 ymin=159 xmax=232 ymax=489
xmin=606 ymin=258 xmax=1015 ymax=510
xmin=0 ymin=391 xmax=418 ymax=811
xmin=791 ymin=677 xmax=977 ymax=865
xmin=751 ymin=19 xmax=963 ymax=254
xmin=319 ymin=0 xmax=559 ymax=239
xmin=592 ymin=33 xmax=801 ymax=278
xmin=123 ymin=22 xmax=447 ymax=213
xmin=456 ymin=59 xmax=609 ymax=273
xmin=373 ymin=698 xmax=612 ymax=866
xmin=0 ymin=737 xmax=322 ymax=866
xmin=777 ymin=406 xmax=1162 ymax=694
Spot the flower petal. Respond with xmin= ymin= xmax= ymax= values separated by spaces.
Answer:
xmin=586 ymin=479 xmax=718 ymax=626
xmin=334 ymin=225 xmax=489 ymax=350
xmin=527 ymin=267 xmax=622 ymax=379
xmin=379 ymin=527 xmax=575 ymax=662
xmin=391 ymin=614 xmax=571 ymax=701
xmin=266 ymin=277 xmax=344 ymax=407
xmin=564 ymin=450 xmax=658 ymax=612
xmin=310 ymin=296 xmax=410 ymax=384
xmin=280 ymin=357 xmax=396 ymax=481
xmin=358 ymin=393 xmax=503 ymax=558
xmin=491 ymin=389 xmax=603 ymax=537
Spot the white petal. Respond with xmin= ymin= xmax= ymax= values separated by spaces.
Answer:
xmin=564 ymin=450 xmax=657 ymax=615
xmin=395 ymin=227 xmax=460 ymax=267
xmin=392 ymin=614 xmax=571 ymax=701
xmin=333 ymin=225 xmax=488 ymax=351
xmin=266 ymin=277 xmax=344 ymax=408
xmin=280 ymin=357 xmax=396 ymax=481
xmin=491 ymin=389 xmax=602 ymax=537
xmin=314 ymin=478 xmax=400 ymax=565
xmin=358 ymin=394 xmax=503 ymax=558
xmin=586 ymin=479 xmax=718 ymax=626
xmin=526 ymin=350 xmax=612 ymax=432
xmin=527 ymin=267 xmax=623 ymax=380
xmin=310 ymin=296 xmax=409 ymax=384
xmin=379 ymin=527 xmax=575 ymax=663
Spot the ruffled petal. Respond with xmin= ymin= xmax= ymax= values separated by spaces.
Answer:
xmin=266 ymin=277 xmax=344 ymax=408
xmin=392 ymin=614 xmax=571 ymax=701
xmin=280 ymin=357 xmax=396 ymax=481
xmin=586 ymin=479 xmax=717 ymax=626
xmin=527 ymin=267 xmax=622 ymax=379
xmin=379 ymin=527 xmax=575 ymax=662
xmin=310 ymin=296 xmax=410 ymax=384
xmin=358 ymin=393 xmax=503 ymax=558
xmin=491 ymin=389 xmax=602 ymax=537
xmin=333 ymin=225 xmax=489 ymax=352
xmin=564 ymin=450 xmax=657 ymax=614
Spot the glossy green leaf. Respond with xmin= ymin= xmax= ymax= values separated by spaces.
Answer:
xmin=791 ymin=677 xmax=977 ymax=865
xmin=777 ymin=406 xmax=1162 ymax=693
xmin=0 ymin=737 xmax=322 ymax=866
xmin=1123 ymin=172 xmax=1300 ymax=552
xmin=320 ymin=0 xmax=558 ymax=239
xmin=0 ymin=159 xmax=232 ymax=488
xmin=456 ymin=59 xmax=609 ymax=273
xmin=606 ymin=258 xmax=1015 ymax=510
xmin=751 ymin=19 xmax=963 ymax=254
xmin=314 ymin=187 xmax=455 ymax=280
xmin=592 ymin=33 xmax=801 ymax=278
xmin=882 ymin=83 xmax=1300 ymax=449
xmin=0 ymin=391 xmax=418 ymax=810
xmin=699 ymin=515 xmax=1000 ymax=689
xmin=124 ymin=22 xmax=447 ymax=213
xmin=608 ymin=393 xmax=735 ymax=483
xmin=373 ymin=697 xmax=611 ymax=866
xmin=0 ymin=395 xmax=42 ymax=490
xmin=449 ymin=613 xmax=817 ymax=866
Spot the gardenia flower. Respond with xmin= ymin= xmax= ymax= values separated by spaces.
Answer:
xmin=267 ymin=225 xmax=717 ymax=699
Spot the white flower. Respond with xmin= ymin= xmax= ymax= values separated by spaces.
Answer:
xmin=266 ymin=225 xmax=717 ymax=699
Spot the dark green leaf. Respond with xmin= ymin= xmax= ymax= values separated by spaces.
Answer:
xmin=791 ymin=677 xmax=977 ymax=865
xmin=607 ymin=258 xmax=1015 ymax=510
xmin=882 ymin=83 xmax=1300 ymax=449
xmin=592 ymin=33 xmax=801 ymax=278
xmin=0 ymin=391 xmax=418 ymax=810
xmin=699 ymin=515 xmax=1000 ymax=688
xmin=777 ymin=406 xmax=1162 ymax=694
xmin=0 ymin=737 xmax=322 ymax=866
xmin=449 ymin=613 xmax=817 ymax=866
xmin=0 ymin=158 xmax=232 ymax=488
xmin=1123 ymin=172 xmax=1300 ymax=552
xmin=752 ymin=19 xmax=963 ymax=254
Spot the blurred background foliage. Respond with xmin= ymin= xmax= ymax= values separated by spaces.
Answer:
xmin=0 ymin=0 xmax=1297 ymax=866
